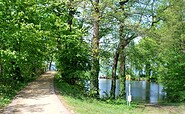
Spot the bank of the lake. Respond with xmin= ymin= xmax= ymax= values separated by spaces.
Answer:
xmin=55 ymin=78 xmax=185 ymax=114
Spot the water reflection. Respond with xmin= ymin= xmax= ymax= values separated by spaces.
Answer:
xmin=98 ymin=79 xmax=166 ymax=103
xmin=99 ymin=79 xmax=120 ymax=98
xmin=126 ymin=81 xmax=147 ymax=101
xmin=99 ymin=79 xmax=111 ymax=98
xmin=126 ymin=81 xmax=166 ymax=104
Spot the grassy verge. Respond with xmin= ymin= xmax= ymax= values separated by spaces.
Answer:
xmin=54 ymin=79 xmax=135 ymax=114
xmin=54 ymin=75 xmax=185 ymax=114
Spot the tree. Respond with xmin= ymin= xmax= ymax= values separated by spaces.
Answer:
xmin=89 ymin=0 xmax=100 ymax=96
xmin=0 ymin=0 xmax=48 ymax=82
xmin=127 ymin=37 xmax=160 ymax=81
xmin=157 ymin=0 xmax=185 ymax=102
xmin=126 ymin=0 xmax=185 ymax=102
xmin=42 ymin=0 xmax=91 ymax=85
xmin=109 ymin=0 xmax=160 ymax=98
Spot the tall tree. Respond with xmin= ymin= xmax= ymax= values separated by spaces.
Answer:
xmin=111 ymin=0 xmax=130 ymax=99
xmin=157 ymin=0 xmax=185 ymax=102
xmin=0 ymin=0 xmax=52 ymax=82
xmin=126 ymin=0 xmax=185 ymax=102
xmin=90 ymin=0 xmax=100 ymax=96
xmin=110 ymin=0 xmax=165 ymax=98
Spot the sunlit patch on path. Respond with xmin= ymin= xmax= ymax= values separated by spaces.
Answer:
xmin=5 ymin=71 xmax=71 ymax=114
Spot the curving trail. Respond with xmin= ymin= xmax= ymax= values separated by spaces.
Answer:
xmin=5 ymin=71 xmax=72 ymax=114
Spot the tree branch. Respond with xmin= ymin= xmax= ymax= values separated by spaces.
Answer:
xmin=89 ymin=0 xmax=96 ymax=10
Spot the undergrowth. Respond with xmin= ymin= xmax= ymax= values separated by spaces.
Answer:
xmin=54 ymin=74 xmax=136 ymax=114
xmin=0 ymin=76 xmax=38 ymax=108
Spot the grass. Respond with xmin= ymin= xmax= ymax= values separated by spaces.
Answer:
xmin=54 ymin=76 xmax=185 ymax=114
xmin=54 ymin=79 xmax=135 ymax=114
xmin=64 ymin=98 xmax=134 ymax=114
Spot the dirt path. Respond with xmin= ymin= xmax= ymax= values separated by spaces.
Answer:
xmin=5 ymin=71 xmax=72 ymax=114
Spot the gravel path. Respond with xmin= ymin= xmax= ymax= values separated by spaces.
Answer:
xmin=5 ymin=71 xmax=72 ymax=114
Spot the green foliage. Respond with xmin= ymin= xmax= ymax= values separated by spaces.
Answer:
xmin=0 ymin=0 xmax=48 ymax=82
xmin=157 ymin=0 xmax=185 ymax=102
xmin=127 ymin=0 xmax=185 ymax=102
xmin=161 ymin=52 xmax=185 ymax=102
xmin=50 ymin=1 xmax=91 ymax=85
xmin=0 ymin=0 xmax=63 ymax=107
xmin=56 ymin=34 xmax=90 ymax=84
xmin=0 ymin=1 xmax=90 ymax=107
xmin=127 ymin=37 xmax=160 ymax=80
xmin=55 ymin=73 xmax=86 ymax=99
xmin=0 ymin=0 xmax=184 ymax=106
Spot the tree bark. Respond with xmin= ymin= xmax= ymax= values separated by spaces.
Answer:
xmin=111 ymin=46 xmax=119 ymax=98
xmin=0 ymin=65 xmax=1 ymax=75
xmin=49 ymin=58 xmax=53 ymax=71
xmin=118 ymin=18 xmax=126 ymax=82
xmin=91 ymin=0 xmax=100 ymax=97
xmin=111 ymin=0 xmax=129 ymax=99
xmin=119 ymin=49 xmax=126 ymax=95
xmin=68 ymin=0 xmax=74 ymax=32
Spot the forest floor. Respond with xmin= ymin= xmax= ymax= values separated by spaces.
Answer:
xmin=2 ymin=71 xmax=72 ymax=114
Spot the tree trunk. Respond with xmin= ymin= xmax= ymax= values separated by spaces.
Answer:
xmin=91 ymin=0 xmax=100 ymax=97
xmin=12 ymin=38 xmax=23 ymax=82
xmin=68 ymin=0 xmax=74 ymax=32
xmin=119 ymin=49 xmax=126 ymax=96
xmin=0 ymin=60 xmax=2 ymax=75
xmin=111 ymin=47 xmax=119 ymax=99
xmin=111 ymin=34 xmax=127 ymax=98
xmin=111 ymin=1 xmax=128 ymax=99
xmin=49 ymin=59 xmax=53 ymax=71
xmin=119 ymin=50 xmax=126 ymax=78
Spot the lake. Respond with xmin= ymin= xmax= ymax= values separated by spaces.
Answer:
xmin=99 ymin=79 xmax=166 ymax=104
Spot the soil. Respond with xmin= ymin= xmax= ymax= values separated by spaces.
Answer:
xmin=3 ymin=71 xmax=73 ymax=114
xmin=139 ymin=104 xmax=185 ymax=114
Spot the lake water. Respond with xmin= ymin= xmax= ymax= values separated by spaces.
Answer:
xmin=99 ymin=79 xmax=120 ymax=98
xmin=99 ymin=79 xmax=166 ymax=104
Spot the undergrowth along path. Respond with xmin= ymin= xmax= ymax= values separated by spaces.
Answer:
xmin=5 ymin=71 xmax=72 ymax=114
